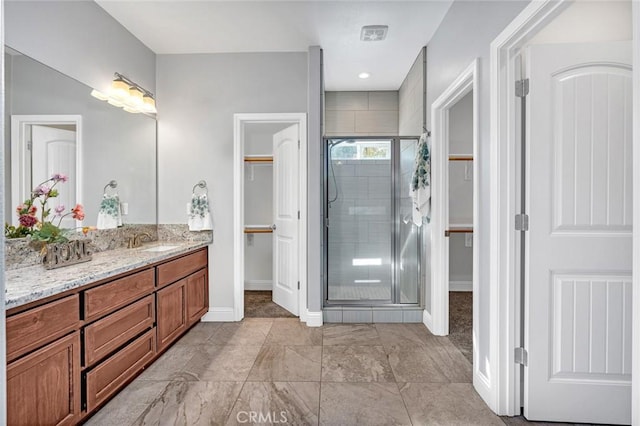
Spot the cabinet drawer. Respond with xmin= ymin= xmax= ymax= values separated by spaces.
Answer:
xmin=85 ymin=328 xmax=156 ymax=412
xmin=157 ymin=249 xmax=207 ymax=288
xmin=6 ymin=295 xmax=79 ymax=363
xmin=84 ymin=269 xmax=155 ymax=322
xmin=84 ymin=295 xmax=155 ymax=367
xmin=7 ymin=332 xmax=81 ymax=426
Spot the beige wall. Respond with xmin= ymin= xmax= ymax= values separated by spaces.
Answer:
xmin=325 ymin=91 xmax=398 ymax=136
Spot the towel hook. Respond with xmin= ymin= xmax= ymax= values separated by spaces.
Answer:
xmin=192 ymin=180 xmax=207 ymax=194
xmin=103 ymin=180 xmax=117 ymax=195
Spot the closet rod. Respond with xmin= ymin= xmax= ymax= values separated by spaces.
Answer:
xmin=244 ymin=156 xmax=273 ymax=163
xmin=448 ymin=155 xmax=473 ymax=161
xmin=244 ymin=229 xmax=273 ymax=234
xmin=445 ymin=227 xmax=473 ymax=237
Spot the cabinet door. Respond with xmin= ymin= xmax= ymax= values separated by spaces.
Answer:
xmin=7 ymin=332 xmax=80 ymax=426
xmin=156 ymin=279 xmax=187 ymax=351
xmin=186 ymin=269 xmax=209 ymax=325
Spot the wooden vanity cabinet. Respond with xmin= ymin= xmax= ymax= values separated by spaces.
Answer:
xmin=186 ymin=268 xmax=209 ymax=324
xmin=157 ymin=278 xmax=188 ymax=351
xmin=157 ymin=253 xmax=209 ymax=351
xmin=6 ymin=247 xmax=209 ymax=425
xmin=7 ymin=332 xmax=81 ymax=426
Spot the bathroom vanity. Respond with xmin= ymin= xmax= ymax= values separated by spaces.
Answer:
xmin=4 ymin=243 xmax=209 ymax=425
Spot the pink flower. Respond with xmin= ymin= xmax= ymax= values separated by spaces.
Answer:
xmin=16 ymin=204 xmax=27 ymax=216
xmin=71 ymin=204 xmax=85 ymax=221
xmin=28 ymin=205 xmax=37 ymax=216
xmin=33 ymin=184 xmax=51 ymax=197
xmin=18 ymin=214 xmax=38 ymax=228
xmin=51 ymin=173 xmax=68 ymax=183
xmin=54 ymin=204 xmax=65 ymax=216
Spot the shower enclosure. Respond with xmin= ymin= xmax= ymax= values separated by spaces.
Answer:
xmin=324 ymin=137 xmax=421 ymax=306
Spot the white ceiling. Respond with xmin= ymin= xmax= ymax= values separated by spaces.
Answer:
xmin=95 ymin=1 xmax=453 ymax=91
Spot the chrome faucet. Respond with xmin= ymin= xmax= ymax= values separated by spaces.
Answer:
xmin=127 ymin=232 xmax=153 ymax=248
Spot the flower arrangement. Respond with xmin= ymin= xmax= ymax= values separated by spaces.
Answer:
xmin=5 ymin=173 xmax=93 ymax=244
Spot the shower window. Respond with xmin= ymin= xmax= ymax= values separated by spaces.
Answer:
xmin=324 ymin=137 xmax=421 ymax=306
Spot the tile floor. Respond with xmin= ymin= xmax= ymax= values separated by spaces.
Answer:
xmin=84 ymin=319 xmax=551 ymax=425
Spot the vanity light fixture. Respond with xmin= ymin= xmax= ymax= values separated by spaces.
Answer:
xmin=91 ymin=72 xmax=157 ymax=114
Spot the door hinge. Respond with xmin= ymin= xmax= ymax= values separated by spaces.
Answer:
xmin=325 ymin=217 xmax=330 ymax=228
xmin=298 ymin=210 xmax=300 ymax=220
xmin=27 ymin=140 xmax=32 ymax=150
xmin=298 ymin=140 xmax=301 ymax=149
xmin=515 ymin=79 xmax=529 ymax=98
xmin=515 ymin=214 xmax=529 ymax=231
xmin=515 ymin=347 xmax=528 ymax=366
xmin=297 ymin=281 xmax=300 ymax=290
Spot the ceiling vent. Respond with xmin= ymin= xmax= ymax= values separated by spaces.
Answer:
xmin=360 ymin=25 xmax=388 ymax=42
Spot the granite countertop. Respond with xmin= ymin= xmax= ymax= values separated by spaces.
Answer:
xmin=5 ymin=241 xmax=209 ymax=310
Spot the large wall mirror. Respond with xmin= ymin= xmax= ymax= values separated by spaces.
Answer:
xmin=4 ymin=46 xmax=157 ymax=230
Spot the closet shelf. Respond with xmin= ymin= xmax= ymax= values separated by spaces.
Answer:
xmin=244 ymin=225 xmax=274 ymax=234
xmin=244 ymin=156 xmax=273 ymax=163
xmin=448 ymin=155 xmax=473 ymax=161
xmin=445 ymin=227 xmax=473 ymax=237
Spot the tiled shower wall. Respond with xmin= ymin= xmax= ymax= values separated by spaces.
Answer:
xmin=327 ymin=159 xmax=392 ymax=300
xmin=398 ymin=48 xmax=426 ymax=136
xmin=325 ymin=91 xmax=399 ymax=136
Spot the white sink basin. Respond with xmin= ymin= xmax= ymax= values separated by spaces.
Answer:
xmin=142 ymin=245 xmax=179 ymax=252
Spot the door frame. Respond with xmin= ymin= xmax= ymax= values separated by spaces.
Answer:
xmin=430 ymin=58 xmax=478 ymax=337
xmin=489 ymin=0 xmax=640 ymax=417
xmin=10 ymin=114 xmax=83 ymax=228
xmin=233 ymin=113 xmax=308 ymax=322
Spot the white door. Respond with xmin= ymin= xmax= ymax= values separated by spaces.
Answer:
xmin=525 ymin=41 xmax=632 ymax=424
xmin=31 ymin=125 xmax=77 ymax=229
xmin=272 ymin=124 xmax=300 ymax=315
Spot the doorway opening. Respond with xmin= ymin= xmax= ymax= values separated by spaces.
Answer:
xmin=233 ymin=113 xmax=308 ymax=322
xmin=243 ymin=122 xmax=298 ymax=319
xmin=10 ymin=114 xmax=82 ymax=229
xmin=323 ymin=136 xmax=422 ymax=308
xmin=429 ymin=59 xmax=478 ymax=375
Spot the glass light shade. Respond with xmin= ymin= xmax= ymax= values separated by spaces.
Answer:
xmin=123 ymin=106 xmax=141 ymax=113
xmin=90 ymin=89 xmax=109 ymax=101
xmin=142 ymin=95 xmax=157 ymax=113
xmin=128 ymin=86 xmax=144 ymax=106
xmin=107 ymin=97 xmax=124 ymax=108
xmin=111 ymin=78 xmax=130 ymax=100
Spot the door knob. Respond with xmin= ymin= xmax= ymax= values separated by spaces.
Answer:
xmin=271 ymin=224 xmax=277 ymax=230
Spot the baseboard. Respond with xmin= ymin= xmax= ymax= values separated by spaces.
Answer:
xmin=450 ymin=280 xmax=472 ymax=292
xmin=304 ymin=310 xmax=323 ymax=327
xmin=201 ymin=307 xmax=236 ymax=322
xmin=423 ymin=309 xmax=434 ymax=333
xmin=244 ymin=280 xmax=272 ymax=291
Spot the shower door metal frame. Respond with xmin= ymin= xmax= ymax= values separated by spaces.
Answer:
xmin=322 ymin=136 xmax=422 ymax=307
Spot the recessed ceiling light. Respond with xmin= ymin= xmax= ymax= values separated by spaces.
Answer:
xmin=361 ymin=25 xmax=388 ymax=41
xmin=358 ymin=72 xmax=370 ymax=79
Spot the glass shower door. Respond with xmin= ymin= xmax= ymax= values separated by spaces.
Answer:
xmin=397 ymin=139 xmax=420 ymax=304
xmin=326 ymin=139 xmax=393 ymax=302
